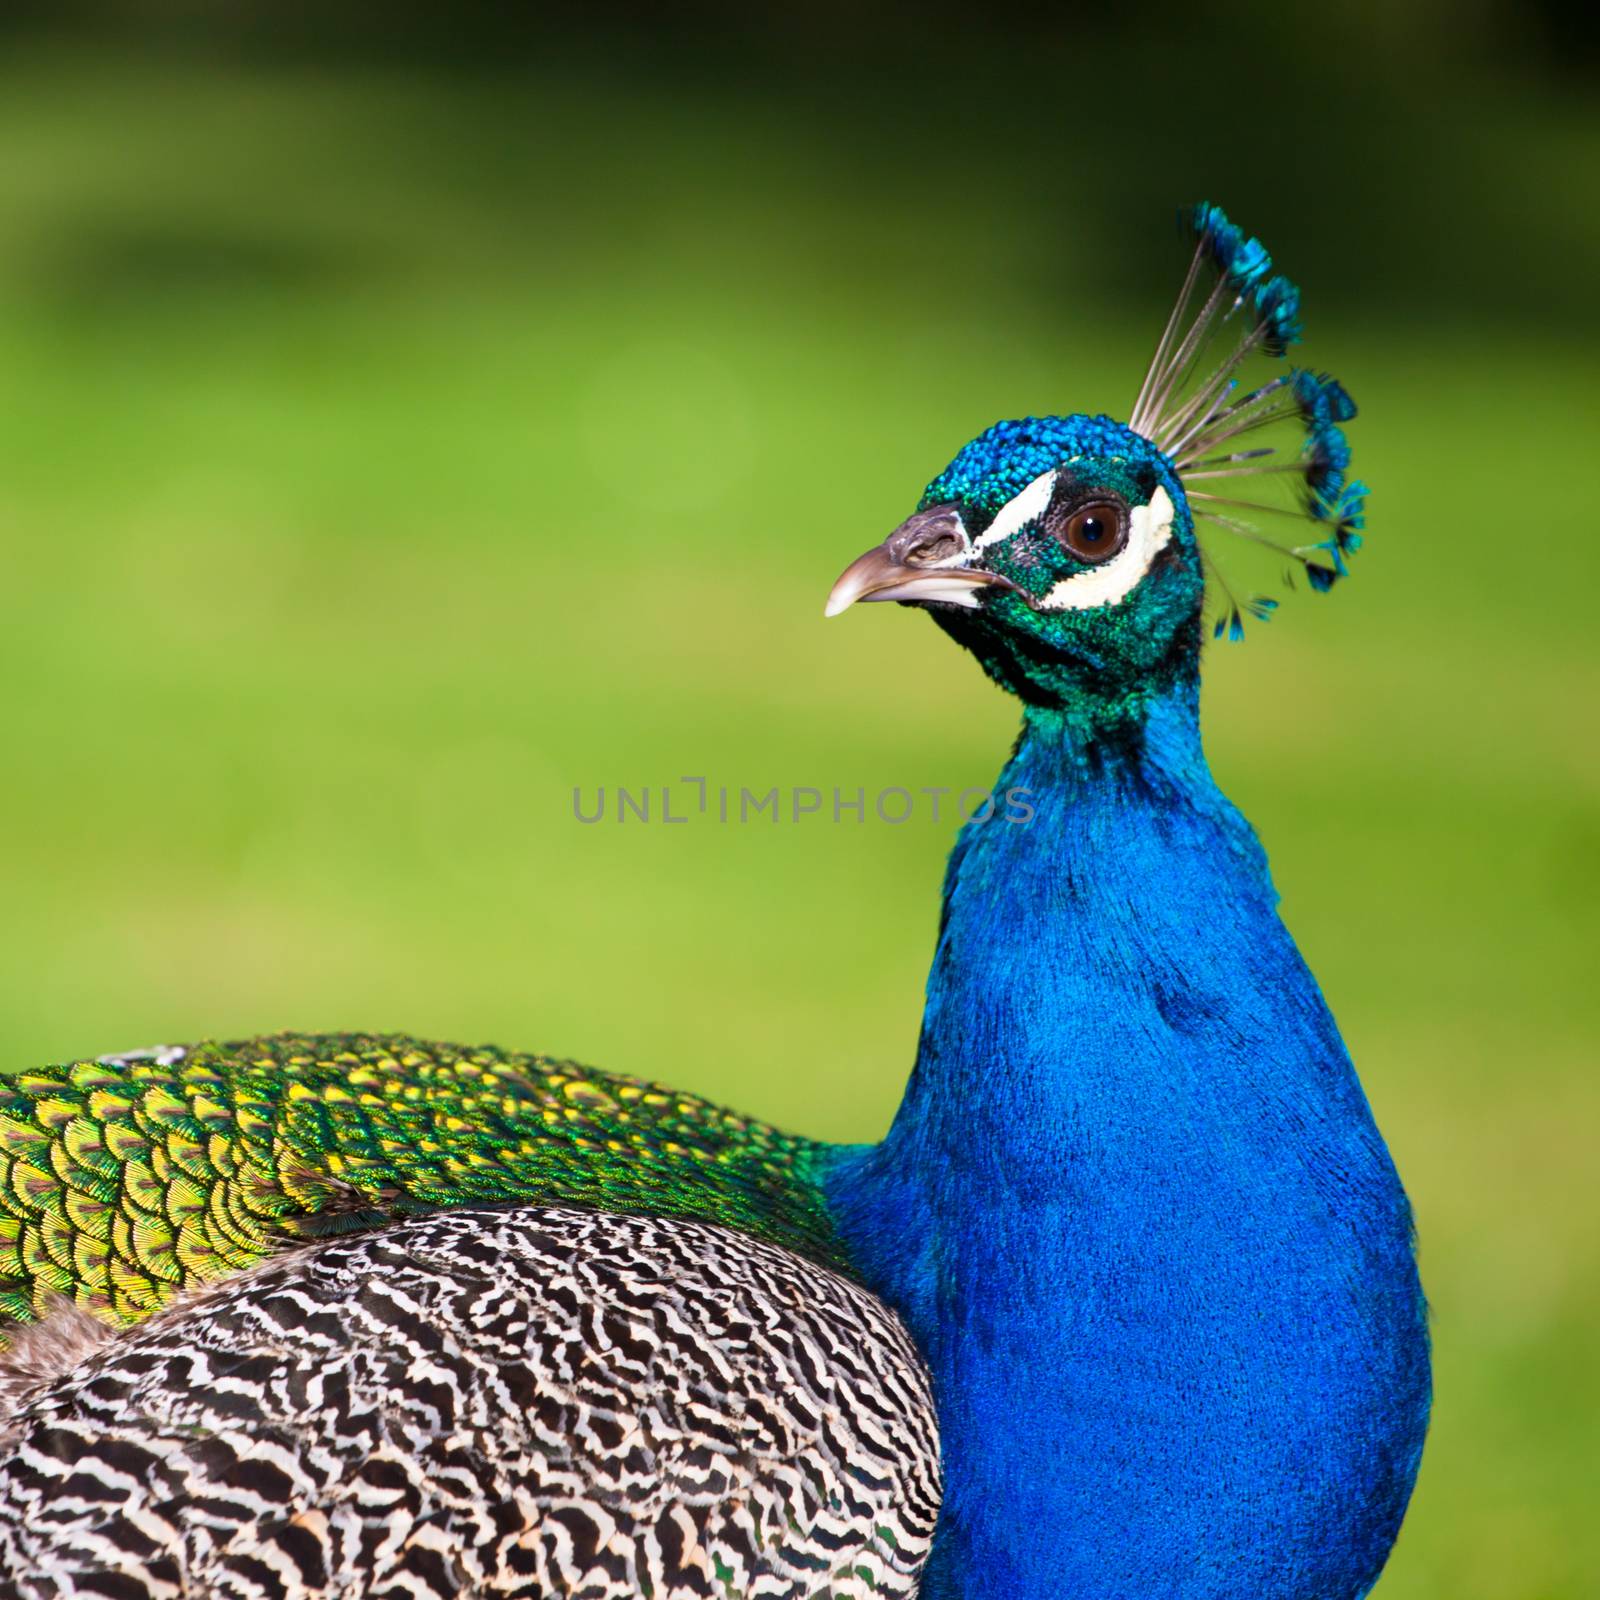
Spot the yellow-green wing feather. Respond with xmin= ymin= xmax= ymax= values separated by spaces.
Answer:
xmin=0 ymin=1031 xmax=842 ymax=1331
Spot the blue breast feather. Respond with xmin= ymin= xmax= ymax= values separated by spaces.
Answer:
xmin=823 ymin=685 xmax=1430 ymax=1600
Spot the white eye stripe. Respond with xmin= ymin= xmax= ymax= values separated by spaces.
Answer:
xmin=1034 ymin=486 xmax=1175 ymax=612
xmin=970 ymin=468 xmax=1058 ymax=553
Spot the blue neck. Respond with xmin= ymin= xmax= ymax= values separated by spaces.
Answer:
xmin=824 ymin=685 xmax=1429 ymax=1600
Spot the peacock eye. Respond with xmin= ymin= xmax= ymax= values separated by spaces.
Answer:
xmin=1053 ymin=500 xmax=1128 ymax=565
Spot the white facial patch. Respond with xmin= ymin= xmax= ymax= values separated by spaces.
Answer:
xmin=1035 ymin=485 xmax=1175 ymax=612
xmin=971 ymin=468 xmax=1058 ymax=555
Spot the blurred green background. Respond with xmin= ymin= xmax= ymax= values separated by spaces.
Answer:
xmin=0 ymin=4 xmax=1595 ymax=1594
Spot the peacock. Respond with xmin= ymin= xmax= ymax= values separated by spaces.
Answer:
xmin=0 ymin=205 xmax=1429 ymax=1600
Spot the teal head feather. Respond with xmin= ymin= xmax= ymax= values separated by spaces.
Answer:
xmin=828 ymin=202 xmax=1367 ymax=701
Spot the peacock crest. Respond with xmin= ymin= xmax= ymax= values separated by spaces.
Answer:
xmin=1129 ymin=202 xmax=1367 ymax=639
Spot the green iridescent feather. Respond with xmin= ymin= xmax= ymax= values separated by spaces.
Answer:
xmin=0 ymin=1032 xmax=842 ymax=1333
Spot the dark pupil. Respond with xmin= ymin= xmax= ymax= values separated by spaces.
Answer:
xmin=1078 ymin=515 xmax=1107 ymax=545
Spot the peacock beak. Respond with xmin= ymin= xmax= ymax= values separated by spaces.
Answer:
xmin=824 ymin=505 xmax=1022 ymax=617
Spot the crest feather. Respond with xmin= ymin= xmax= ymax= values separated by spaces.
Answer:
xmin=1129 ymin=203 xmax=1365 ymax=639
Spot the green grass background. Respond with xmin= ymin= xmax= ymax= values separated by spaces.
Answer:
xmin=0 ymin=18 xmax=1595 ymax=1596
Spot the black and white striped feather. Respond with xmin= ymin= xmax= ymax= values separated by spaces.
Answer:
xmin=0 ymin=1205 xmax=941 ymax=1599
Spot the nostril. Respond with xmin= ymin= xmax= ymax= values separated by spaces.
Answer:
xmin=906 ymin=532 xmax=965 ymax=566
xmin=887 ymin=505 xmax=970 ymax=567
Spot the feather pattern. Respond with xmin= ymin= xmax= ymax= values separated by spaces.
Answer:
xmin=0 ymin=1205 xmax=940 ymax=1599
xmin=0 ymin=1033 xmax=842 ymax=1333
xmin=1129 ymin=203 xmax=1367 ymax=638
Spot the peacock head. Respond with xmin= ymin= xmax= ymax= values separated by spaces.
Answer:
xmin=826 ymin=204 xmax=1366 ymax=720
